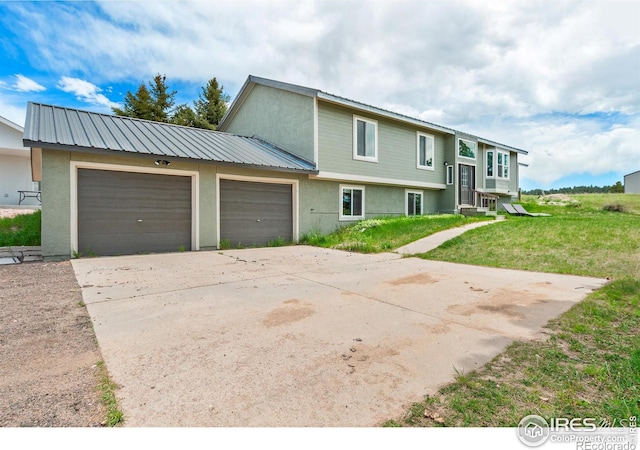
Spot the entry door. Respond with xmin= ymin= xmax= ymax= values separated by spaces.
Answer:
xmin=459 ymin=164 xmax=476 ymax=206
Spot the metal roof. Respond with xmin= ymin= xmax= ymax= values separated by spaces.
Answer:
xmin=220 ymin=75 xmax=528 ymax=155
xmin=23 ymin=102 xmax=317 ymax=174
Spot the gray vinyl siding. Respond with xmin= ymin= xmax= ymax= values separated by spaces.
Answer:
xmin=299 ymin=179 xmax=439 ymax=235
xmin=222 ymin=84 xmax=315 ymax=162
xmin=317 ymin=101 xmax=447 ymax=186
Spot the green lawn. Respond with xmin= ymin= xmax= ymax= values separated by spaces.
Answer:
xmin=0 ymin=210 xmax=41 ymax=247
xmin=300 ymin=214 xmax=492 ymax=253
xmin=301 ymin=194 xmax=640 ymax=426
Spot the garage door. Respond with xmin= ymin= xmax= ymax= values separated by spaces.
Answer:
xmin=77 ymin=169 xmax=192 ymax=256
xmin=219 ymin=179 xmax=293 ymax=247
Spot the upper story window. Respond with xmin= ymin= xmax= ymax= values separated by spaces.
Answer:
xmin=497 ymin=151 xmax=509 ymax=179
xmin=417 ymin=132 xmax=435 ymax=170
xmin=486 ymin=150 xmax=494 ymax=177
xmin=353 ymin=116 xmax=378 ymax=162
xmin=458 ymin=138 xmax=476 ymax=160
xmin=486 ymin=149 xmax=510 ymax=180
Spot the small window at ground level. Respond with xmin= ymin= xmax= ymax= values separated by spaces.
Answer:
xmin=406 ymin=191 xmax=423 ymax=216
xmin=340 ymin=185 xmax=365 ymax=220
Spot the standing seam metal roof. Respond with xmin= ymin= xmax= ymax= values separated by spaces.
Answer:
xmin=23 ymin=102 xmax=317 ymax=173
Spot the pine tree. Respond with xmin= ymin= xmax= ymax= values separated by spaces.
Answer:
xmin=113 ymin=74 xmax=176 ymax=123
xmin=193 ymin=77 xmax=230 ymax=130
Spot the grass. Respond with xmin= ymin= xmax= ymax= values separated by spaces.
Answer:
xmin=300 ymin=214 xmax=492 ymax=253
xmin=377 ymin=194 xmax=640 ymax=427
xmin=0 ymin=210 xmax=41 ymax=246
xmin=299 ymin=194 xmax=640 ymax=426
xmin=96 ymin=360 xmax=124 ymax=427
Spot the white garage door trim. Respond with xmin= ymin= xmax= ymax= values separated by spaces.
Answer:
xmin=70 ymin=161 xmax=200 ymax=256
xmin=216 ymin=173 xmax=299 ymax=247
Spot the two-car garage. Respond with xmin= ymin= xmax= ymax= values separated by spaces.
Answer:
xmin=23 ymin=102 xmax=314 ymax=260
xmin=73 ymin=165 xmax=295 ymax=257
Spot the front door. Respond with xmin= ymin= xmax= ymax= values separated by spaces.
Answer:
xmin=459 ymin=164 xmax=475 ymax=206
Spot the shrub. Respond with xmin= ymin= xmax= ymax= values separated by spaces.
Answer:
xmin=602 ymin=203 xmax=627 ymax=213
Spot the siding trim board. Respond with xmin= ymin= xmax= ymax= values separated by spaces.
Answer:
xmin=311 ymin=171 xmax=446 ymax=190
xmin=70 ymin=161 xmax=200 ymax=256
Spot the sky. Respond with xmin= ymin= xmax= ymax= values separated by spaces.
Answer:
xmin=0 ymin=0 xmax=638 ymax=190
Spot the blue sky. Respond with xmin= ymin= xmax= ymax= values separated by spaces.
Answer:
xmin=1 ymin=0 xmax=638 ymax=190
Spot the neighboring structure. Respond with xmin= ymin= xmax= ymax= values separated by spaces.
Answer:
xmin=0 ymin=115 xmax=39 ymax=206
xmin=624 ymin=170 xmax=640 ymax=194
xmin=23 ymin=75 xmax=527 ymax=260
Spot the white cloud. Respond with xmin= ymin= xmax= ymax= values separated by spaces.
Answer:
xmin=13 ymin=75 xmax=45 ymax=93
xmin=56 ymin=77 xmax=119 ymax=109
xmin=4 ymin=0 xmax=639 ymax=188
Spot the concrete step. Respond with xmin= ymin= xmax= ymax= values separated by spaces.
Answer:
xmin=0 ymin=246 xmax=43 ymax=263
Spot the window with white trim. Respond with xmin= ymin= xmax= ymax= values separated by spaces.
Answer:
xmin=458 ymin=138 xmax=476 ymax=160
xmin=486 ymin=150 xmax=494 ymax=177
xmin=446 ymin=165 xmax=454 ymax=185
xmin=487 ymin=149 xmax=510 ymax=180
xmin=340 ymin=185 xmax=365 ymax=220
xmin=497 ymin=151 xmax=509 ymax=179
xmin=417 ymin=132 xmax=435 ymax=170
xmin=406 ymin=190 xmax=423 ymax=216
xmin=353 ymin=116 xmax=378 ymax=162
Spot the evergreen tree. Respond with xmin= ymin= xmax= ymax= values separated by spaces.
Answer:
xmin=610 ymin=181 xmax=624 ymax=193
xmin=171 ymin=104 xmax=198 ymax=128
xmin=113 ymin=73 xmax=176 ymax=123
xmin=193 ymin=77 xmax=230 ymax=130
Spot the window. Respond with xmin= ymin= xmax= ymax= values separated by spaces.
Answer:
xmin=458 ymin=138 xmax=476 ymax=160
xmin=406 ymin=190 xmax=423 ymax=216
xmin=340 ymin=185 xmax=365 ymax=220
xmin=497 ymin=151 xmax=509 ymax=179
xmin=446 ymin=165 xmax=454 ymax=185
xmin=486 ymin=150 xmax=494 ymax=177
xmin=417 ymin=132 xmax=435 ymax=170
xmin=353 ymin=116 xmax=377 ymax=162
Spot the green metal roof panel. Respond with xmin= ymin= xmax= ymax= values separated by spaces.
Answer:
xmin=23 ymin=102 xmax=317 ymax=173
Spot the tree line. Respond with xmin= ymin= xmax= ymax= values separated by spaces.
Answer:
xmin=112 ymin=74 xmax=230 ymax=130
xmin=523 ymin=181 xmax=624 ymax=195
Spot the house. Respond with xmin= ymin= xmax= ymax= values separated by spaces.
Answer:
xmin=0 ymin=115 xmax=40 ymax=206
xmin=624 ymin=170 xmax=640 ymax=194
xmin=218 ymin=75 xmax=526 ymax=217
xmin=23 ymin=75 xmax=527 ymax=260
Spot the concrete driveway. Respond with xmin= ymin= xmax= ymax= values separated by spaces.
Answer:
xmin=72 ymin=246 xmax=606 ymax=426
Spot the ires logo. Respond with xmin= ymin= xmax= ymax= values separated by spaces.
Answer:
xmin=549 ymin=417 xmax=598 ymax=431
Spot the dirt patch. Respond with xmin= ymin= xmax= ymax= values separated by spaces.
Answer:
xmin=263 ymin=299 xmax=315 ymax=327
xmin=0 ymin=261 xmax=106 ymax=426
xmin=537 ymin=194 xmax=581 ymax=206
xmin=386 ymin=272 xmax=438 ymax=286
xmin=448 ymin=289 xmax=549 ymax=320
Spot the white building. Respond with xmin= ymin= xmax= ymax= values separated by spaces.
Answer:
xmin=624 ymin=170 xmax=640 ymax=194
xmin=0 ymin=115 xmax=39 ymax=206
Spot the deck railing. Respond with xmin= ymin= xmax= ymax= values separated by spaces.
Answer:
xmin=471 ymin=189 xmax=499 ymax=212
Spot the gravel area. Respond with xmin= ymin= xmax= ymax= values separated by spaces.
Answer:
xmin=0 ymin=208 xmax=39 ymax=219
xmin=0 ymin=261 xmax=106 ymax=427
